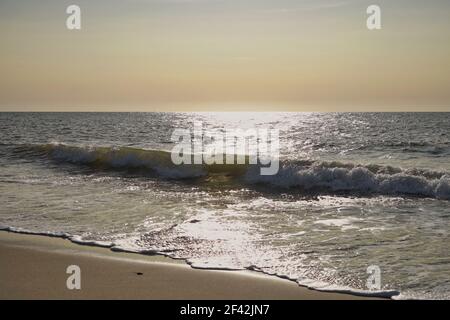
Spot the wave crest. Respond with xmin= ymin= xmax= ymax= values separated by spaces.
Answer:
xmin=12 ymin=143 xmax=450 ymax=200
xmin=245 ymin=162 xmax=450 ymax=200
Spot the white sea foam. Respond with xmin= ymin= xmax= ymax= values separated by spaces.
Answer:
xmin=296 ymin=278 xmax=400 ymax=298
xmin=244 ymin=162 xmax=450 ymax=200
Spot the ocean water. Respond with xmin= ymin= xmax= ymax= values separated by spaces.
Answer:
xmin=1 ymin=112 xmax=450 ymax=299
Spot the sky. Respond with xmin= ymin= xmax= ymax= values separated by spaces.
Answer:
xmin=0 ymin=0 xmax=449 ymax=111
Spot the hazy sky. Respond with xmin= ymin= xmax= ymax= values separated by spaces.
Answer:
xmin=1 ymin=0 xmax=449 ymax=111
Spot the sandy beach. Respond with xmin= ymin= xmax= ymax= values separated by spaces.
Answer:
xmin=0 ymin=231 xmax=375 ymax=300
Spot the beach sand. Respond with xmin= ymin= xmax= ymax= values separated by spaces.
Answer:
xmin=0 ymin=231 xmax=376 ymax=300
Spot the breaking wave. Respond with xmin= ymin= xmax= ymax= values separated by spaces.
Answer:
xmin=11 ymin=143 xmax=450 ymax=200
xmin=245 ymin=162 xmax=450 ymax=200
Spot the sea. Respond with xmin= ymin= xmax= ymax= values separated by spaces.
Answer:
xmin=1 ymin=112 xmax=449 ymax=299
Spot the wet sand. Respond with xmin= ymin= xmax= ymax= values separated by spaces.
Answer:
xmin=0 ymin=231 xmax=377 ymax=300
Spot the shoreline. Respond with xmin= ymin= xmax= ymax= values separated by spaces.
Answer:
xmin=0 ymin=230 xmax=384 ymax=300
